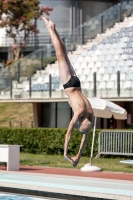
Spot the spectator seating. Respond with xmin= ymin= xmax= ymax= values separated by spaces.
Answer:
xmin=1 ymin=3 xmax=133 ymax=99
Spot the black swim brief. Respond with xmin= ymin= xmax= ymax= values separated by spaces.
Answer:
xmin=63 ymin=76 xmax=81 ymax=89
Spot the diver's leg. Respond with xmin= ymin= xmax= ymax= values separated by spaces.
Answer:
xmin=42 ymin=17 xmax=76 ymax=85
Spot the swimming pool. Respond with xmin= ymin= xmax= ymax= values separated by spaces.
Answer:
xmin=0 ymin=193 xmax=62 ymax=200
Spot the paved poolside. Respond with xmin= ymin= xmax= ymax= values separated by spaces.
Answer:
xmin=0 ymin=165 xmax=133 ymax=200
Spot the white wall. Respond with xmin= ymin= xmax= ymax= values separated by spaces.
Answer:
xmin=0 ymin=28 xmax=6 ymax=46
xmin=82 ymin=1 xmax=113 ymax=22
xmin=38 ymin=0 xmax=71 ymax=35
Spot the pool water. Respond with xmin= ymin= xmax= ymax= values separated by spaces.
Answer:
xmin=0 ymin=193 xmax=61 ymax=200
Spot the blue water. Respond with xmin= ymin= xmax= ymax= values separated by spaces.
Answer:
xmin=0 ymin=193 xmax=59 ymax=200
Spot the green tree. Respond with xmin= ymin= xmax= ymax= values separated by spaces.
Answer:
xmin=0 ymin=0 xmax=53 ymax=60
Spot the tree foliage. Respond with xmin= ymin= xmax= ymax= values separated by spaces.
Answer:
xmin=0 ymin=0 xmax=53 ymax=60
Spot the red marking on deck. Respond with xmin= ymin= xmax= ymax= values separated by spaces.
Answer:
xmin=0 ymin=164 xmax=133 ymax=181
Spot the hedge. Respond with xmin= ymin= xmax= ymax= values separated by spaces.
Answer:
xmin=0 ymin=128 xmax=101 ymax=156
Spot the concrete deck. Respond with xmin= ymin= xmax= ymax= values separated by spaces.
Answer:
xmin=0 ymin=165 xmax=133 ymax=200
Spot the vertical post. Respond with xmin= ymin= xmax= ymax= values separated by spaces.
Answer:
xmin=55 ymin=102 xmax=57 ymax=128
xmin=101 ymin=14 xmax=103 ymax=34
xmin=119 ymin=3 xmax=122 ymax=22
xmin=49 ymin=74 xmax=52 ymax=98
xmin=9 ymin=121 xmax=11 ymax=127
xmin=117 ymin=71 xmax=120 ymax=96
xmin=41 ymin=48 xmax=43 ymax=70
xmin=82 ymin=24 xmax=84 ymax=45
xmin=10 ymin=75 xmax=12 ymax=99
xmin=90 ymin=117 xmax=97 ymax=165
xmin=77 ymin=0 xmax=82 ymax=44
xmin=65 ymin=36 xmax=68 ymax=52
xmin=79 ymin=0 xmax=82 ymax=26
xmin=34 ymin=17 xmax=37 ymax=47
xmin=71 ymin=0 xmax=75 ymax=31
xmin=31 ymin=121 xmax=34 ymax=128
xmin=93 ymin=72 xmax=97 ymax=97
xmin=17 ymin=62 xmax=20 ymax=83
xmin=29 ymin=74 xmax=31 ymax=98
xmin=20 ymin=121 xmax=22 ymax=128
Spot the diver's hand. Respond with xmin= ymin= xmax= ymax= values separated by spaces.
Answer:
xmin=64 ymin=155 xmax=75 ymax=166
xmin=40 ymin=6 xmax=53 ymax=15
xmin=72 ymin=155 xmax=80 ymax=167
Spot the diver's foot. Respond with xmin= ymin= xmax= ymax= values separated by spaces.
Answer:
xmin=42 ymin=16 xmax=55 ymax=30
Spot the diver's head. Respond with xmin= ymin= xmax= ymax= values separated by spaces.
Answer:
xmin=77 ymin=116 xmax=94 ymax=135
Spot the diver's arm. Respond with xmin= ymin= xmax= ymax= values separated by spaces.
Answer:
xmin=64 ymin=112 xmax=80 ymax=165
xmin=72 ymin=134 xmax=88 ymax=167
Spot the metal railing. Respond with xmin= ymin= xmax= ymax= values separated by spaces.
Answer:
xmin=0 ymin=34 xmax=64 ymax=48
xmin=63 ymin=1 xmax=133 ymax=49
xmin=0 ymin=120 xmax=34 ymax=128
xmin=96 ymin=130 xmax=133 ymax=157
xmin=0 ymin=70 xmax=133 ymax=100
xmin=0 ymin=1 xmax=133 ymax=99
xmin=0 ymin=2 xmax=133 ymax=49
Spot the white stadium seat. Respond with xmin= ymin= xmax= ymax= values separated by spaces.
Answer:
xmin=102 ymin=49 xmax=108 ymax=55
xmin=99 ymin=55 xmax=105 ymax=62
xmin=118 ymin=42 xmax=126 ymax=49
xmin=106 ymin=81 xmax=115 ymax=89
xmin=113 ymin=67 xmax=121 ymax=73
xmin=117 ymin=60 xmax=125 ymax=67
xmin=80 ymin=75 xmax=87 ymax=82
xmin=113 ymin=55 xmax=120 ymax=61
xmin=120 ymin=54 xmax=128 ymax=60
xmin=83 ymin=68 xmax=91 ymax=75
xmin=128 ymin=67 xmax=133 ymax=73
xmin=97 ymin=44 xmax=104 ymax=50
xmin=73 ymin=63 xmax=80 ymax=69
xmin=97 ymin=67 xmax=106 ymax=74
xmin=105 ymin=55 xmax=112 ymax=61
xmin=108 ymin=49 xmax=115 ymax=55
xmin=109 ymin=61 xmax=117 ymax=68
xmin=126 ymin=74 xmax=133 ymax=81
xmin=104 ymin=43 xmax=111 ymax=49
xmin=88 ymin=62 xmax=95 ymax=68
xmin=97 ymin=74 xmax=102 ymax=81
xmin=125 ymin=60 xmax=133 ymax=67
xmin=121 ymin=37 xmax=129 ymax=43
xmin=95 ymin=61 xmax=102 ymax=68
xmin=94 ymin=49 xmax=101 ymax=56
xmin=36 ymin=77 xmax=44 ymax=84
xmin=123 ymin=81 xmax=133 ymax=89
xmin=110 ymin=74 xmax=117 ymax=81
xmin=86 ymin=74 xmax=94 ymax=82
xmin=105 ymin=68 xmax=114 ymax=74
xmin=92 ymin=55 xmax=98 ymax=62
xmin=81 ymin=62 xmax=88 ymax=69
xmin=77 ymin=56 xmax=84 ymax=63
xmin=102 ymin=61 xmax=109 ymax=68
xmin=115 ymin=48 xmax=123 ymax=55
xmin=44 ymin=76 xmax=49 ymax=83
xmin=98 ymin=81 xmax=106 ymax=89
xmin=82 ymin=82 xmax=91 ymax=89
xmin=87 ymin=50 xmax=95 ymax=56
xmin=102 ymin=74 xmax=110 ymax=81
xmin=120 ymin=74 xmax=126 ymax=81
xmin=121 ymin=67 xmax=129 ymax=73
xmin=81 ymin=51 xmax=87 ymax=56
xmin=111 ymin=43 xmax=118 ymax=49
xmin=84 ymin=56 xmax=91 ymax=63
xmin=90 ymin=68 xmax=98 ymax=74
xmin=76 ymin=68 xmax=83 ymax=76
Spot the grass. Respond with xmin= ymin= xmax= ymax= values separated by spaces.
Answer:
xmin=0 ymin=101 xmax=132 ymax=173
xmin=0 ymin=103 xmax=33 ymax=127
xmin=20 ymin=153 xmax=133 ymax=173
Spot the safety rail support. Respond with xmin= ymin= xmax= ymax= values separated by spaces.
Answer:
xmin=96 ymin=130 xmax=133 ymax=158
